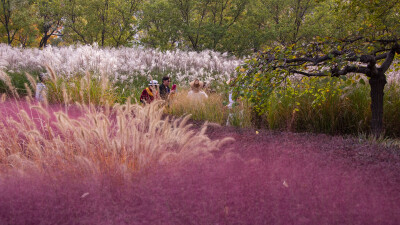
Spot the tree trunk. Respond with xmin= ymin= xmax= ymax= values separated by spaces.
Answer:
xmin=369 ymin=73 xmax=387 ymax=136
xmin=39 ymin=35 xmax=49 ymax=48
xmin=101 ymin=0 xmax=108 ymax=47
xmin=6 ymin=27 xmax=11 ymax=45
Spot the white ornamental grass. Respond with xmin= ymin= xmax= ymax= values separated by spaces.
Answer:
xmin=0 ymin=44 xmax=242 ymax=85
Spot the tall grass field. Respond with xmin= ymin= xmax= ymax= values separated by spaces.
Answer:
xmin=1 ymin=46 xmax=400 ymax=225
xmin=1 ymin=44 xmax=400 ymax=136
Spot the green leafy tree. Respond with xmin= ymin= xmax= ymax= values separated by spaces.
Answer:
xmin=139 ymin=0 xmax=181 ymax=49
xmin=62 ymin=0 xmax=88 ymax=44
xmin=0 ymin=0 xmax=37 ymax=45
xmin=107 ymin=0 xmax=142 ymax=47
xmin=171 ymin=0 xmax=247 ymax=51
xmin=202 ymin=0 xmax=247 ymax=50
xmin=62 ymin=0 xmax=142 ymax=46
xmin=234 ymin=0 xmax=400 ymax=135
xmin=220 ymin=0 xmax=331 ymax=55
xmin=36 ymin=0 xmax=63 ymax=47
xmin=139 ymin=0 xmax=247 ymax=51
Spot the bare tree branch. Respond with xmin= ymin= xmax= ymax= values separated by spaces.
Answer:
xmin=289 ymin=70 xmax=328 ymax=77
xmin=379 ymin=48 xmax=396 ymax=73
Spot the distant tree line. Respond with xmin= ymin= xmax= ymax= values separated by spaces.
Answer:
xmin=0 ymin=0 xmax=362 ymax=55
xmin=1 ymin=0 xmax=400 ymax=56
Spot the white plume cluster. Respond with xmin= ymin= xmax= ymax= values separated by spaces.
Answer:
xmin=0 ymin=44 xmax=242 ymax=84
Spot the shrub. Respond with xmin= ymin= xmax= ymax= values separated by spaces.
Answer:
xmin=0 ymin=71 xmax=40 ymax=97
xmin=266 ymin=76 xmax=371 ymax=135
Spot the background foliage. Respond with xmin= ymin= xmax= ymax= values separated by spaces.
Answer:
xmin=0 ymin=0 xmax=373 ymax=55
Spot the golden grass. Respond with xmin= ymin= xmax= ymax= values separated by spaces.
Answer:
xmin=166 ymin=89 xmax=252 ymax=127
xmin=166 ymin=90 xmax=226 ymax=122
xmin=0 ymin=86 xmax=234 ymax=180
xmin=0 ymin=68 xmax=235 ymax=180
xmin=44 ymin=66 xmax=117 ymax=106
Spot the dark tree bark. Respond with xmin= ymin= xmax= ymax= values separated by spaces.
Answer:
xmin=39 ymin=19 xmax=62 ymax=48
xmin=0 ymin=0 xmax=15 ymax=45
xmin=100 ymin=0 xmax=109 ymax=47
xmin=369 ymin=73 xmax=386 ymax=136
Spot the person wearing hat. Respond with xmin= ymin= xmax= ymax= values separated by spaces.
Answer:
xmin=187 ymin=79 xmax=208 ymax=101
xmin=140 ymin=80 xmax=159 ymax=104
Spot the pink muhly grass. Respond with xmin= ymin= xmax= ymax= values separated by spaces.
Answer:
xmin=0 ymin=70 xmax=399 ymax=224
xmin=1 ymin=130 xmax=400 ymax=224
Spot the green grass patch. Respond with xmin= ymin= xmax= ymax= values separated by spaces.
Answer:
xmin=46 ymin=72 xmax=117 ymax=105
xmin=0 ymin=71 xmax=41 ymax=97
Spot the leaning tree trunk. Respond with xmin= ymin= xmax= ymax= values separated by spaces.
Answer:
xmin=39 ymin=35 xmax=49 ymax=48
xmin=369 ymin=72 xmax=387 ymax=136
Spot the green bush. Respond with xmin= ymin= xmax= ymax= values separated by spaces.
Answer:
xmin=264 ymin=76 xmax=400 ymax=137
xmin=0 ymin=71 xmax=41 ymax=97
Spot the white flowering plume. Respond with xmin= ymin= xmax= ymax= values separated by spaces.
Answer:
xmin=0 ymin=44 xmax=242 ymax=85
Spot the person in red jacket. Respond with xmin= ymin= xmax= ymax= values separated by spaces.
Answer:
xmin=140 ymin=80 xmax=159 ymax=104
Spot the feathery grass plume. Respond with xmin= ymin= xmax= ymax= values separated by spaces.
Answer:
xmin=24 ymin=83 xmax=33 ymax=103
xmin=46 ymin=65 xmax=57 ymax=83
xmin=0 ymin=98 xmax=234 ymax=180
xmin=30 ymin=105 xmax=51 ymax=121
xmin=0 ymin=94 xmax=5 ymax=103
xmin=23 ymin=72 xmax=36 ymax=104
xmin=0 ymin=45 xmax=240 ymax=90
xmin=25 ymin=72 xmax=37 ymax=91
xmin=45 ymin=67 xmax=117 ymax=106
xmin=0 ymin=70 xmax=19 ymax=98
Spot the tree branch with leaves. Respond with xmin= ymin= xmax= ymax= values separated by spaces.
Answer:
xmin=234 ymin=37 xmax=400 ymax=135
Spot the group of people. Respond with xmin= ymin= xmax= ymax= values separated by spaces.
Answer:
xmin=35 ymin=73 xmax=210 ymax=105
xmin=139 ymin=76 xmax=208 ymax=104
xmin=139 ymin=76 xmax=176 ymax=104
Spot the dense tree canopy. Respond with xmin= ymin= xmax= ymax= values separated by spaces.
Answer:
xmin=0 ymin=0 xmax=339 ymax=52
xmin=1 ymin=0 xmax=399 ymax=53
xmin=0 ymin=0 xmax=37 ymax=46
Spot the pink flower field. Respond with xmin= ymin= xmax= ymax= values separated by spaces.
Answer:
xmin=1 ymin=101 xmax=400 ymax=225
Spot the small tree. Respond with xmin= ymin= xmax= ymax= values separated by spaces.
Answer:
xmin=37 ymin=0 xmax=63 ymax=48
xmin=234 ymin=37 xmax=400 ymax=136
xmin=0 ymin=0 xmax=37 ymax=46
